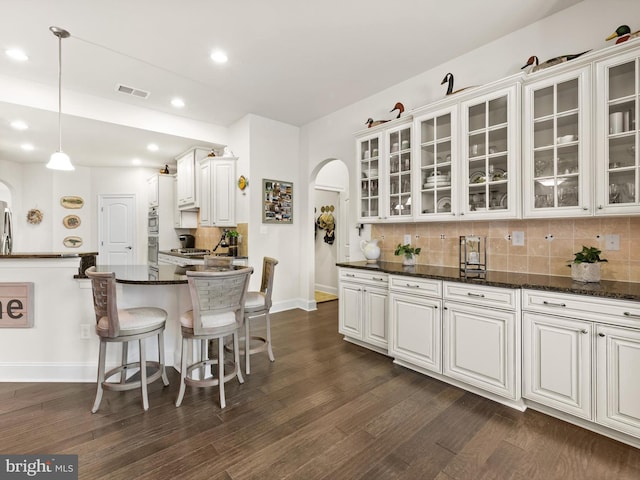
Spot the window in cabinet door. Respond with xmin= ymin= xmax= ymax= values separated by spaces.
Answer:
xmin=387 ymin=127 xmax=412 ymax=219
xmin=467 ymin=95 xmax=510 ymax=213
xmin=419 ymin=112 xmax=453 ymax=216
xmin=606 ymin=59 xmax=638 ymax=208
xmin=531 ymin=78 xmax=581 ymax=209
xmin=359 ymin=137 xmax=380 ymax=219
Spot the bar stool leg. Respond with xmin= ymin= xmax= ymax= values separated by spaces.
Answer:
xmin=140 ymin=339 xmax=149 ymax=411
xmin=266 ymin=312 xmax=275 ymax=362
xmin=218 ymin=335 xmax=226 ymax=409
xmin=245 ymin=321 xmax=251 ymax=375
xmin=175 ymin=338 xmax=188 ymax=407
xmin=92 ymin=341 xmax=107 ymax=414
xmin=234 ymin=331 xmax=244 ymax=384
xmin=158 ymin=330 xmax=169 ymax=386
xmin=120 ymin=342 xmax=128 ymax=383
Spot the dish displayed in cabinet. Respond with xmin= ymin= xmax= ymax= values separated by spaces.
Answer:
xmin=470 ymin=171 xmax=486 ymax=184
xmin=557 ymin=134 xmax=577 ymax=144
xmin=489 ymin=168 xmax=507 ymax=181
xmin=437 ymin=196 xmax=452 ymax=211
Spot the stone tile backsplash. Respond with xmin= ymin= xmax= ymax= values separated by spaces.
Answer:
xmin=372 ymin=216 xmax=640 ymax=282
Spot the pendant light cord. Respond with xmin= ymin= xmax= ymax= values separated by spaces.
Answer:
xmin=57 ymin=33 xmax=63 ymax=152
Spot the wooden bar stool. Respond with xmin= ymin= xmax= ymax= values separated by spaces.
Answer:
xmin=85 ymin=266 xmax=169 ymax=413
xmin=175 ymin=267 xmax=253 ymax=409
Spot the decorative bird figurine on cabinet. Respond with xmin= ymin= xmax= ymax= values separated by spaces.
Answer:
xmin=441 ymin=73 xmax=475 ymax=96
xmin=365 ymin=102 xmax=405 ymax=127
xmin=606 ymin=25 xmax=640 ymax=44
xmin=390 ymin=102 xmax=405 ymax=119
xmin=521 ymin=50 xmax=591 ymax=73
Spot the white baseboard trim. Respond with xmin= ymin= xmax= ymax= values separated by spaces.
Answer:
xmin=314 ymin=284 xmax=338 ymax=296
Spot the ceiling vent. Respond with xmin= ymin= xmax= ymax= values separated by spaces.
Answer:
xmin=115 ymin=83 xmax=150 ymax=99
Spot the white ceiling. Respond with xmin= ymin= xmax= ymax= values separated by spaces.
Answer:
xmin=0 ymin=0 xmax=582 ymax=167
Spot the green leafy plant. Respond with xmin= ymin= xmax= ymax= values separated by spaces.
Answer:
xmin=394 ymin=243 xmax=421 ymax=259
xmin=570 ymin=246 xmax=607 ymax=264
xmin=226 ymin=230 xmax=239 ymax=238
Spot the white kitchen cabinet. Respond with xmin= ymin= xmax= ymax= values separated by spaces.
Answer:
xmin=388 ymin=275 xmax=442 ymax=373
xmin=338 ymin=268 xmax=389 ymax=353
xmin=443 ymin=281 xmax=520 ymax=400
xmin=147 ymin=174 xmax=159 ymax=207
xmin=596 ymin=324 xmax=640 ymax=438
xmin=198 ymin=156 xmax=237 ymax=227
xmin=176 ymin=147 xmax=209 ymax=210
xmin=149 ymin=174 xmax=181 ymax=250
xmin=595 ymin=45 xmax=640 ymax=215
xmin=385 ymin=121 xmax=413 ymax=221
xmin=522 ymin=312 xmax=592 ymax=419
xmin=356 ymin=130 xmax=383 ymax=221
xmin=522 ymin=65 xmax=592 ymax=217
xmin=172 ymin=176 xmax=197 ymax=228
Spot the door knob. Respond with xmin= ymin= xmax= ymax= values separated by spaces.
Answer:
xmin=126 ymin=246 xmax=132 ymax=250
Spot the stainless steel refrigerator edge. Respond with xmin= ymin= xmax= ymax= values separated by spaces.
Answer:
xmin=0 ymin=201 xmax=13 ymax=255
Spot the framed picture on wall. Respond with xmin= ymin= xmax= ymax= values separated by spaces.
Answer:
xmin=263 ymin=179 xmax=293 ymax=223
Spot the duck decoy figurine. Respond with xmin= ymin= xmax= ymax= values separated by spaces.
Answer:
xmin=606 ymin=25 xmax=640 ymax=44
xmin=521 ymin=50 xmax=591 ymax=73
xmin=441 ymin=73 xmax=475 ymax=96
xmin=390 ymin=102 xmax=405 ymax=119
xmin=365 ymin=117 xmax=389 ymax=128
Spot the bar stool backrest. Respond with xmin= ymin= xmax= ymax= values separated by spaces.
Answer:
xmin=85 ymin=266 xmax=121 ymax=338
xmin=186 ymin=267 xmax=253 ymax=336
xmin=258 ymin=257 xmax=279 ymax=311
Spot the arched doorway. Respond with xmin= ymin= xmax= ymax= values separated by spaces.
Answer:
xmin=312 ymin=159 xmax=349 ymax=303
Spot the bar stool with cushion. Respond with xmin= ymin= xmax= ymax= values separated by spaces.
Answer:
xmin=242 ymin=257 xmax=278 ymax=375
xmin=175 ymin=266 xmax=253 ymax=409
xmin=85 ymin=266 xmax=169 ymax=413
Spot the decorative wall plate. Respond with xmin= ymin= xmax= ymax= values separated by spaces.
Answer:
xmin=63 ymin=236 xmax=82 ymax=248
xmin=237 ymin=175 xmax=249 ymax=191
xmin=26 ymin=209 xmax=43 ymax=225
xmin=60 ymin=196 xmax=84 ymax=209
xmin=63 ymin=214 xmax=81 ymax=229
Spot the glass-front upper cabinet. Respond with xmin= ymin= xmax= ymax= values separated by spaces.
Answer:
xmin=385 ymin=122 xmax=413 ymax=221
xmin=356 ymin=131 xmax=383 ymax=221
xmin=595 ymin=47 xmax=640 ymax=215
xmin=459 ymin=82 xmax=520 ymax=219
xmin=414 ymin=106 xmax=457 ymax=219
xmin=522 ymin=66 xmax=592 ymax=217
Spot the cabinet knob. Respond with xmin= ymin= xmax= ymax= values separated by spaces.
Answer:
xmin=598 ymin=205 xmax=603 ymax=209
xmin=582 ymin=207 xmax=588 ymax=211
xmin=580 ymin=329 xmax=588 ymax=334
xmin=598 ymin=333 xmax=605 ymax=337
xmin=459 ymin=212 xmax=464 ymax=216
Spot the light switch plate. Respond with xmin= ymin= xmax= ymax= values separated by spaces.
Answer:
xmin=605 ymin=234 xmax=620 ymax=251
xmin=403 ymin=234 xmax=411 ymax=245
xmin=512 ymin=231 xmax=525 ymax=246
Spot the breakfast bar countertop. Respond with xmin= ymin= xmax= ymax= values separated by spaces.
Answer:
xmin=0 ymin=251 xmax=98 ymax=259
xmin=94 ymin=264 xmax=248 ymax=285
xmin=336 ymin=261 xmax=640 ymax=302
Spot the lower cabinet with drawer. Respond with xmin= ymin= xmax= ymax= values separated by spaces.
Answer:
xmin=443 ymin=281 xmax=521 ymax=404
xmin=338 ymin=268 xmax=389 ymax=354
xmin=522 ymin=289 xmax=640 ymax=445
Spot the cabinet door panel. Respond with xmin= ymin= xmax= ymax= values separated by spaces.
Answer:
xmin=523 ymin=312 xmax=592 ymax=419
xmin=389 ymin=292 xmax=441 ymax=373
xmin=363 ymin=287 xmax=388 ymax=349
xmin=596 ymin=324 xmax=640 ymax=437
xmin=338 ymin=283 xmax=362 ymax=339
xmin=444 ymin=302 xmax=518 ymax=399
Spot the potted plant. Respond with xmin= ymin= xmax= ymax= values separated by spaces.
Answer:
xmin=569 ymin=246 xmax=607 ymax=283
xmin=394 ymin=243 xmax=421 ymax=266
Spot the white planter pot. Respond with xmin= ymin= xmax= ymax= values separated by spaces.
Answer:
xmin=402 ymin=254 xmax=416 ymax=266
xmin=571 ymin=262 xmax=601 ymax=283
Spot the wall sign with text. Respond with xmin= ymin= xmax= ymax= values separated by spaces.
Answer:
xmin=0 ymin=283 xmax=34 ymax=328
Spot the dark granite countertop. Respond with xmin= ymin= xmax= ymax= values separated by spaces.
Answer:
xmin=336 ymin=261 xmax=640 ymax=302
xmin=93 ymin=264 xmax=248 ymax=285
xmin=159 ymin=250 xmax=248 ymax=261
xmin=0 ymin=251 xmax=98 ymax=259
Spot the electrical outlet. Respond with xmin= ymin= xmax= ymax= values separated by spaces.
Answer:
xmin=512 ymin=231 xmax=525 ymax=246
xmin=403 ymin=234 xmax=411 ymax=245
xmin=605 ymin=234 xmax=620 ymax=251
xmin=80 ymin=324 xmax=91 ymax=339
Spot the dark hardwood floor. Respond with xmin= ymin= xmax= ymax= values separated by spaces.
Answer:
xmin=1 ymin=300 xmax=639 ymax=479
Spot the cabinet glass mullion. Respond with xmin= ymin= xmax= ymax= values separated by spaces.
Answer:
xmin=606 ymin=58 xmax=639 ymax=207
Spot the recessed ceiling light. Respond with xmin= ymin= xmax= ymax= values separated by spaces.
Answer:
xmin=131 ymin=158 xmax=142 ymax=166
xmin=6 ymin=49 xmax=28 ymax=61
xmin=21 ymin=143 xmax=34 ymax=151
xmin=210 ymin=50 xmax=228 ymax=64
xmin=171 ymin=98 xmax=185 ymax=108
xmin=10 ymin=120 xmax=28 ymax=130
xmin=147 ymin=143 xmax=159 ymax=152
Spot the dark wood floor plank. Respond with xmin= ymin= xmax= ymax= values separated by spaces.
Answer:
xmin=0 ymin=301 xmax=638 ymax=480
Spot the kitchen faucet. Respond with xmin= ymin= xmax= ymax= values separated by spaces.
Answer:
xmin=212 ymin=229 xmax=229 ymax=252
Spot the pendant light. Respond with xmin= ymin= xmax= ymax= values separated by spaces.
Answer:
xmin=46 ymin=26 xmax=74 ymax=171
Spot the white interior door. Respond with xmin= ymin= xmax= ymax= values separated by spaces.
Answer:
xmin=98 ymin=194 xmax=136 ymax=265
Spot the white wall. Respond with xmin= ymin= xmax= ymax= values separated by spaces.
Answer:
xmin=299 ymin=0 xmax=640 ymax=303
